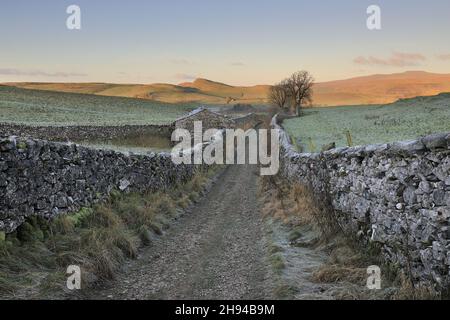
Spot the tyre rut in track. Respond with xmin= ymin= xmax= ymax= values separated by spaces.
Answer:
xmin=87 ymin=164 xmax=273 ymax=300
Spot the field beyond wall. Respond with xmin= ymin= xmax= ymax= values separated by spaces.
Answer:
xmin=283 ymin=93 xmax=450 ymax=152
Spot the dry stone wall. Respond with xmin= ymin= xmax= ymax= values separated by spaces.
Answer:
xmin=0 ymin=136 xmax=197 ymax=233
xmin=272 ymin=115 xmax=450 ymax=291
xmin=0 ymin=123 xmax=173 ymax=142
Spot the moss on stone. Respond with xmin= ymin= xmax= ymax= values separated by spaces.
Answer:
xmin=16 ymin=142 xmax=27 ymax=150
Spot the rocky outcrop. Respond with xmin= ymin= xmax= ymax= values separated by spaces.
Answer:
xmin=0 ymin=123 xmax=173 ymax=142
xmin=272 ymin=115 xmax=450 ymax=291
xmin=0 ymin=136 xmax=197 ymax=233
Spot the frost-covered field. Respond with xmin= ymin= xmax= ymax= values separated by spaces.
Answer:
xmin=0 ymin=86 xmax=194 ymax=126
xmin=283 ymin=93 xmax=450 ymax=152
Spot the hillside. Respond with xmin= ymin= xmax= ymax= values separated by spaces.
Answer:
xmin=5 ymin=71 xmax=450 ymax=106
xmin=313 ymin=71 xmax=450 ymax=106
xmin=5 ymin=79 xmax=271 ymax=105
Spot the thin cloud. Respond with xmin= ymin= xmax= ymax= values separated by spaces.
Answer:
xmin=0 ymin=68 xmax=87 ymax=77
xmin=353 ymin=52 xmax=426 ymax=67
xmin=174 ymin=73 xmax=197 ymax=81
xmin=170 ymin=59 xmax=193 ymax=65
xmin=230 ymin=62 xmax=245 ymax=67
xmin=436 ymin=54 xmax=450 ymax=61
xmin=392 ymin=52 xmax=426 ymax=61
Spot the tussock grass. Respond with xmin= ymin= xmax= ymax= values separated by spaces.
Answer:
xmin=312 ymin=264 xmax=366 ymax=285
xmin=260 ymin=176 xmax=339 ymax=238
xmin=392 ymin=273 xmax=439 ymax=300
xmin=269 ymin=254 xmax=285 ymax=275
xmin=0 ymin=166 xmax=221 ymax=299
xmin=273 ymin=284 xmax=298 ymax=300
xmin=268 ymin=244 xmax=284 ymax=255
xmin=309 ymin=230 xmax=442 ymax=299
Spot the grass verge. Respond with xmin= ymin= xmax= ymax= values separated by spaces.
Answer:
xmin=259 ymin=175 xmax=439 ymax=300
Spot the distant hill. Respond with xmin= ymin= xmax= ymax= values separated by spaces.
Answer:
xmin=313 ymin=71 xmax=450 ymax=106
xmin=5 ymin=71 xmax=450 ymax=106
xmin=5 ymin=79 xmax=271 ymax=105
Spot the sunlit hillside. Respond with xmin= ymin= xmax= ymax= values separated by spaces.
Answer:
xmin=5 ymin=71 xmax=450 ymax=106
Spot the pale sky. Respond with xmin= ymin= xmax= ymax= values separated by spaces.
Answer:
xmin=1 ymin=0 xmax=450 ymax=85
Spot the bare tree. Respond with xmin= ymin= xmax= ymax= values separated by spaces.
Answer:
xmin=285 ymin=71 xmax=314 ymax=116
xmin=268 ymin=80 xmax=289 ymax=110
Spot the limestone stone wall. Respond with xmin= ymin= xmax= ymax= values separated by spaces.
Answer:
xmin=0 ymin=123 xmax=173 ymax=142
xmin=0 ymin=136 xmax=197 ymax=233
xmin=272 ymin=115 xmax=450 ymax=291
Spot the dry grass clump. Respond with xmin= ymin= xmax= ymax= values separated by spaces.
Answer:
xmin=259 ymin=176 xmax=338 ymax=237
xmin=312 ymin=264 xmax=366 ymax=285
xmin=310 ymin=231 xmax=442 ymax=300
xmin=269 ymin=254 xmax=285 ymax=275
xmin=391 ymin=273 xmax=439 ymax=300
xmin=310 ymin=234 xmax=369 ymax=286
xmin=273 ymin=283 xmax=298 ymax=300
xmin=260 ymin=176 xmax=311 ymax=226
xmin=0 ymin=166 xmax=220 ymax=298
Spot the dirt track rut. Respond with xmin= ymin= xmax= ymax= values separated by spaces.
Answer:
xmin=87 ymin=165 xmax=273 ymax=300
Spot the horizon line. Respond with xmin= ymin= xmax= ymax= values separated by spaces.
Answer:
xmin=2 ymin=70 xmax=450 ymax=87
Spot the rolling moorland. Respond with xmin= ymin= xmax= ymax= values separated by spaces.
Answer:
xmin=4 ymin=79 xmax=269 ymax=105
xmin=283 ymin=93 xmax=450 ymax=152
xmin=5 ymin=71 xmax=450 ymax=106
